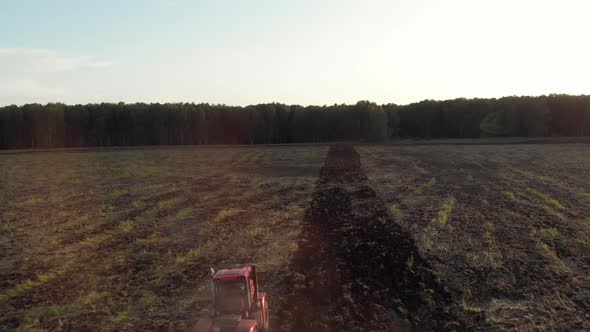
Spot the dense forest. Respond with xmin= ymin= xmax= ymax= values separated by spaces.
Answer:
xmin=0 ymin=95 xmax=589 ymax=149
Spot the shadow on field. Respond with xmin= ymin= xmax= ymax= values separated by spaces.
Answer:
xmin=279 ymin=145 xmax=468 ymax=331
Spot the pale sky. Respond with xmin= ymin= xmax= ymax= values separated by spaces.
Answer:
xmin=1 ymin=0 xmax=589 ymax=106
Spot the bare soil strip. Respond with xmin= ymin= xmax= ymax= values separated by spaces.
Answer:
xmin=281 ymin=145 xmax=467 ymax=331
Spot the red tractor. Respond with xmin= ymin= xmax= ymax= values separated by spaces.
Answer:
xmin=192 ymin=265 xmax=269 ymax=332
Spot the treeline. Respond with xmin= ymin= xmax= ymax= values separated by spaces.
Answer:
xmin=0 ymin=101 xmax=388 ymax=148
xmin=398 ymin=95 xmax=590 ymax=138
xmin=0 ymin=95 xmax=589 ymax=149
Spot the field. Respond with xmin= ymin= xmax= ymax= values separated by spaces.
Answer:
xmin=1 ymin=143 xmax=589 ymax=330
xmin=360 ymin=144 xmax=590 ymax=330
xmin=0 ymin=146 xmax=326 ymax=330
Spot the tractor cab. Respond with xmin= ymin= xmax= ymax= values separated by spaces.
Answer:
xmin=213 ymin=266 xmax=258 ymax=316
xmin=192 ymin=265 xmax=269 ymax=332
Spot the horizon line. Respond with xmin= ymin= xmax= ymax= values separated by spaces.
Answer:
xmin=1 ymin=92 xmax=589 ymax=109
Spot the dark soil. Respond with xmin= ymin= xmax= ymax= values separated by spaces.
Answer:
xmin=2 ymin=143 xmax=588 ymax=330
xmin=359 ymin=144 xmax=590 ymax=330
xmin=282 ymin=145 xmax=469 ymax=331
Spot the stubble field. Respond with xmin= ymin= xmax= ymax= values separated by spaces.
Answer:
xmin=360 ymin=144 xmax=590 ymax=330
xmin=0 ymin=146 xmax=326 ymax=330
xmin=1 ymin=142 xmax=589 ymax=331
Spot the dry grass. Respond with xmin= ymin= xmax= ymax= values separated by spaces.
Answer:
xmin=433 ymin=196 xmax=456 ymax=225
xmin=210 ymin=208 xmax=245 ymax=224
xmin=359 ymin=143 xmax=590 ymax=329
xmin=0 ymin=146 xmax=326 ymax=331
xmin=527 ymin=188 xmax=566 ymax=210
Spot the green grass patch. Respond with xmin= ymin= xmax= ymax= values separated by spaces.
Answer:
xmin=111 ymin=306 xmax=135 ymax=323
xmin=241 ymin=188 xmax=265 ymax=201
xmin=535 ymin=240 xmax=570 ymax=273
xmin=536 ymin=241 xmax=554 ymax=256
xmin=172 ymin=240 xmax=215 ymax=266
xmin=460 ymin=289 xmax=483 ymax=313
xmin=158 ymin=197 xmax=184 ymax=211
xmin=175 ymin=248 xmax=202 ymax=264
xmin=1 ymin=262 xmax=72 ymax=301
xmin=528 ymin=188 xmax=565 ymax=210
xmin=542 ymin=205 xmax=554 ymax=214
xmin=414 ymin=187 xmax=423 ymax=195
xmin=483 ymin=250 xmax=494 ymax=265
xmin=460 ymin=298 xmax=483 ymax=313
xmin=211 ymin=208 xmax=245 ymax=224
xmin=406 ymin=255 xmax=414 ymax=271
xmin=245 ymin=226 xmax=271 ymax=239
xmin=425 ymin=177 xmax=436 ymax=187
xmin=470 ymin=160 xmax=484 ymax=168
xmin=433 ymin=196 xmax=456 ymax=225
xmin=118 ymin=219 xmax=135 ymax=233
xmin=80 ymin=233 xmax=112 ymax=247
xmin=24 ymin=290 xmax=108 ymax=326
xmin=23 ymin=303 xmax=79 ymax=328
xmin=483 ymin=231 xmax=494 ymax=245
xmin=387 ymin=203 xmax=401 ymax=219
xmin=137 ymin=291 xmax=158 ymax=309
xmin=510 ymin=167 xmax=555 ymax=183
xmin=539 ymin=227 xmax=560 ymax=241
xmin=269 ymin=194 xmax=281 ymax=203
xmin=141 ymin=207 xmax=159 ymax=221
xmin=506 ymin=210 xmax=522 ymax=218
xmin=235 ymin=246 xmax=249 ymax=258
xmin=176 ymin=207 xmax=193 ymax=219
xmin=0 ymin=222 xmax=14 ymax=233
xmin=419 ymin=225 xmax=438 ymax=252
xmin=503 ymin=191 xmax=515 ymax=199
xmin=576 ymin=238 xmax=589 ymax=248
xmin=108 ymin=189 xmax=128 ymax=199
xmin=80 ymin=291 xmax=108 ymax=305
xmin=23 ymin=197 xmax=44 ymax=205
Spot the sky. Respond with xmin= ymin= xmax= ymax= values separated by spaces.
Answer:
xmin=1 ymin=0 xmax=589 ymax=106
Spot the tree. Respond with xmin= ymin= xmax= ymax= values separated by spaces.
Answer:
xmin=1 ymin=95 xmax=590 ymax=149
